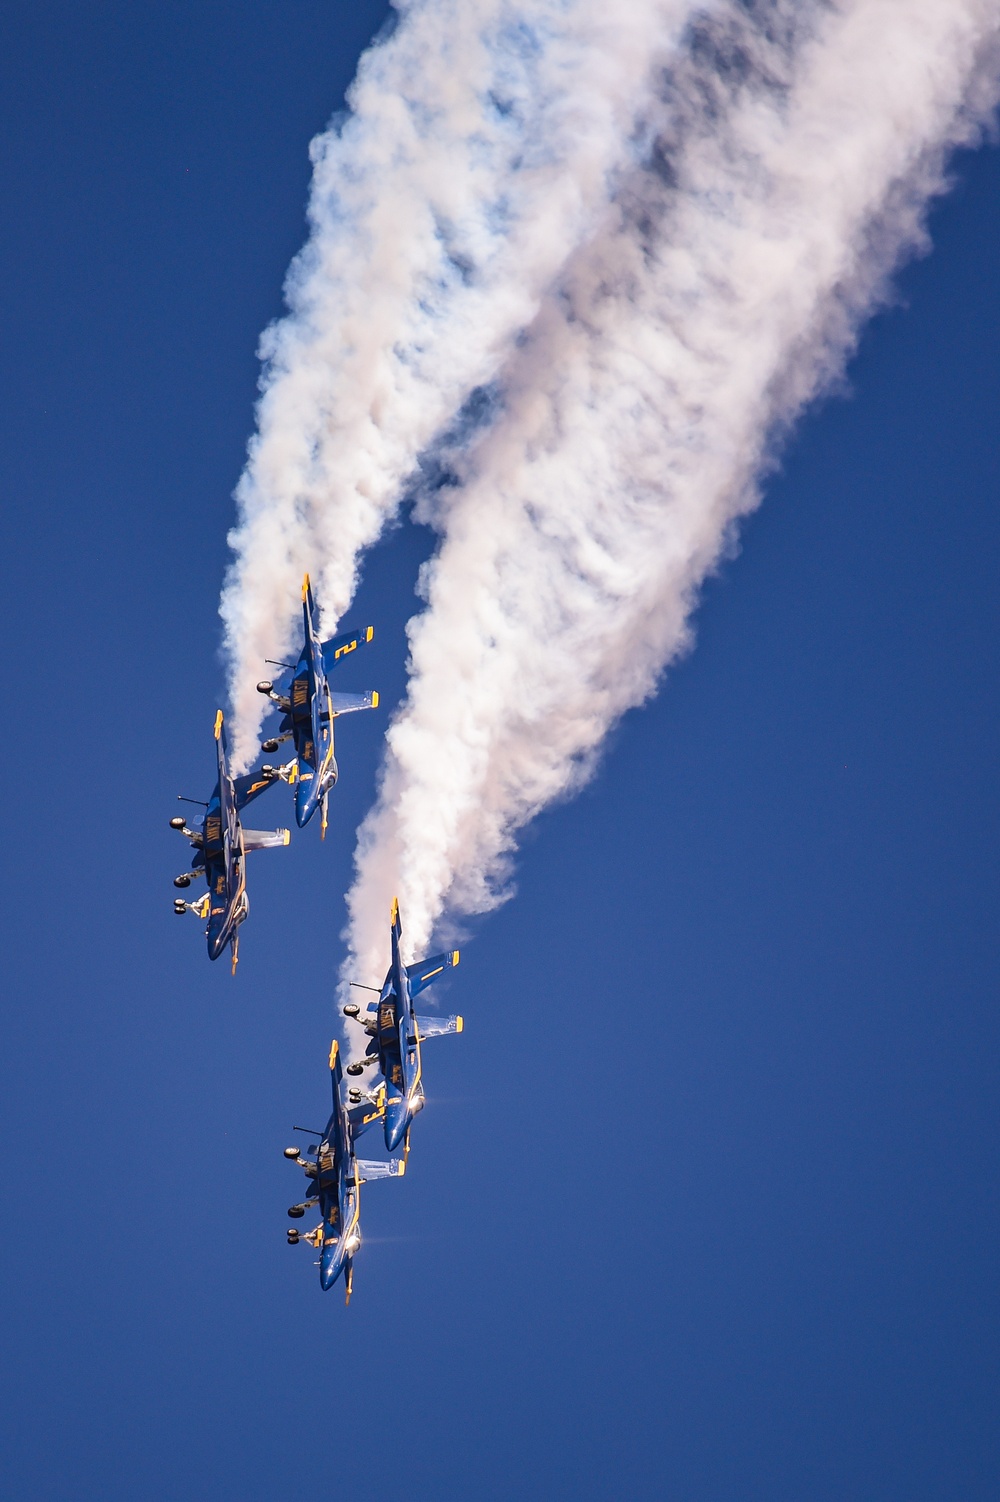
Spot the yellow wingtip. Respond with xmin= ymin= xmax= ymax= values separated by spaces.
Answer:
xmin=452 ymin=949 xmax=460 ymax=967
xmin=329 ymin=1039 xmax=339 ymax=1068
xmin=301 ymin=572 xmax=310 ymax=601
xmin=398 ymin=1158 xmax=406 ymax=1177
xmin=390 ymin=896 xmax=399 ymax=926
xmin=281 ymin=829 xmax=291 ymax=846
xmin=371 ymin=691 xmax=379 ymax=708
xmin=455 ymin=1016 xmax=464 ymax=1033
xmin=214 ymin=709 xmax=224 ymax=741
xmin=365 ymin=626 xmax=374 ymax=643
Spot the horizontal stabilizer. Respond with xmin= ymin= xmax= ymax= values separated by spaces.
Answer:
xmin=355 ymin=1157 xmax=405 ymax=1181
xmin=406 ymin=949 xmax=460 ymax=999
xmin=329 ymin=690 xmax=379 ymax=715
xmin=415 ymin=1013 xmax=464 ymax=1039
xmin=321 ymin=625 xmax=374 ymax=675
xmin=242 ymin=828 xmax=291 ymax=852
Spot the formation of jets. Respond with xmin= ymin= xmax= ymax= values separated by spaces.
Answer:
xmin=170 ymin=575 xmax=463 ymax=1302
xmin=284 ymin=904 xmax=461 ymax=1298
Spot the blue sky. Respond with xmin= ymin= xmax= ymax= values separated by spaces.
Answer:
xmin=1 ymin=4 xmax=998 ymax=1499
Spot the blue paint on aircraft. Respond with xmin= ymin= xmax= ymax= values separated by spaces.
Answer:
xmin=284 ymin=1041 xmax=404 ymax=1301
xmin=256 ymin=574 xmax=378 ymax=834
xmin=170 ymin=711 xmax=290 ymax=971
xmin=343 ymin=899 xmax=463 ymax=1156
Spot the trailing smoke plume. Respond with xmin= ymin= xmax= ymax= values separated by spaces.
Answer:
xmin=221 ymin=0 xmax=703 ymax=771
xmin=341 ymin=0 xmax=1000 ymax=986
xmin=218 ymin=0 xmax=1000 ymax=990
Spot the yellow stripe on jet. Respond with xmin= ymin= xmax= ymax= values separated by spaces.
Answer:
xmin=329 ymin=1039 xmax=339 ymax=1068
xmin=214 ymin=709 xmax=223 ymax=740
xmin=302 ymin=572 xmax=311 ymax=601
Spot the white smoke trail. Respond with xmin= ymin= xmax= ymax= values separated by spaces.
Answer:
xmin=345 ymin=0 xmax=1000 ymax=983
xmin=221 ymin=0 xmax=706 ymax=770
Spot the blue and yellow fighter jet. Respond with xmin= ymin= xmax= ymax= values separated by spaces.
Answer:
xmin=283 ymin=1040 xmax=404 ymax=1302
xmin=169 ymin=711 xmax=289 ymax=972
xmin=255 ymin=574 xmax=378 ymax=835
xmin=342 ymin=899 xmax=462 ymax=1156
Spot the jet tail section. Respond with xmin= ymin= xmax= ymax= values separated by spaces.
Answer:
xmin=301 ymin=573 xmax=319 ymax=640
xmin=414 ymin=1013 xmax=464 ymax=1038
xmin=241 ymin=827 xmax=291 ymax=852
xmin=389 ymin=897 xmax=403 ymax=976
xmin=406 ymin=950 xmax=460 ymax=999
xmin=213 ymin=712 xmax=239 ymax=859
xmin=328 ymin=1038 xmax=344 ymax=1101
xmin=214 ymin=711 xmax=230 ymax=792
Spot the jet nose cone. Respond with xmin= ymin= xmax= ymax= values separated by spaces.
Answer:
xmin=320 ymin=1242 xmax=343 ymax=1291
xmin=384 ymin=1102 xmax=407 ymax=1153
xmin=294 ymin=781 xmax=318 ymax=827
xmin=207 ymin=928 xmax=227 ymax=961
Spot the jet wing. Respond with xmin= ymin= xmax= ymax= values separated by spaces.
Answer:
xmin=234 ymin=770 xmax=279 ymax=811
xmin=414 ymin=1013 xmax=464 ymax=1038
xmin=348 ymin=1091 xmax=385 ymax=1138
xmin=406 ymin=950 xmax=460 ymax=999
xmin=355 ymin=1158 xmax=405 ymax=1181
xmin=241 ymin=827 xmax=291 ymax=852
xmin=321 ymin=625 xmax=374 ymax=675
xmin=329 ymin=690 xmax=379 ymax=715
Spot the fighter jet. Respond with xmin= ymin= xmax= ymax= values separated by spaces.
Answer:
xmin=283 ymin=1040 xmax=405 ymax=1301
xmin=169 ymin=710 xmax=289 ymax=972
xmin=342 ymin=898 xmax=462 ymax=1156
xmin=255 ymin=574 xmax=378 ymax=835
